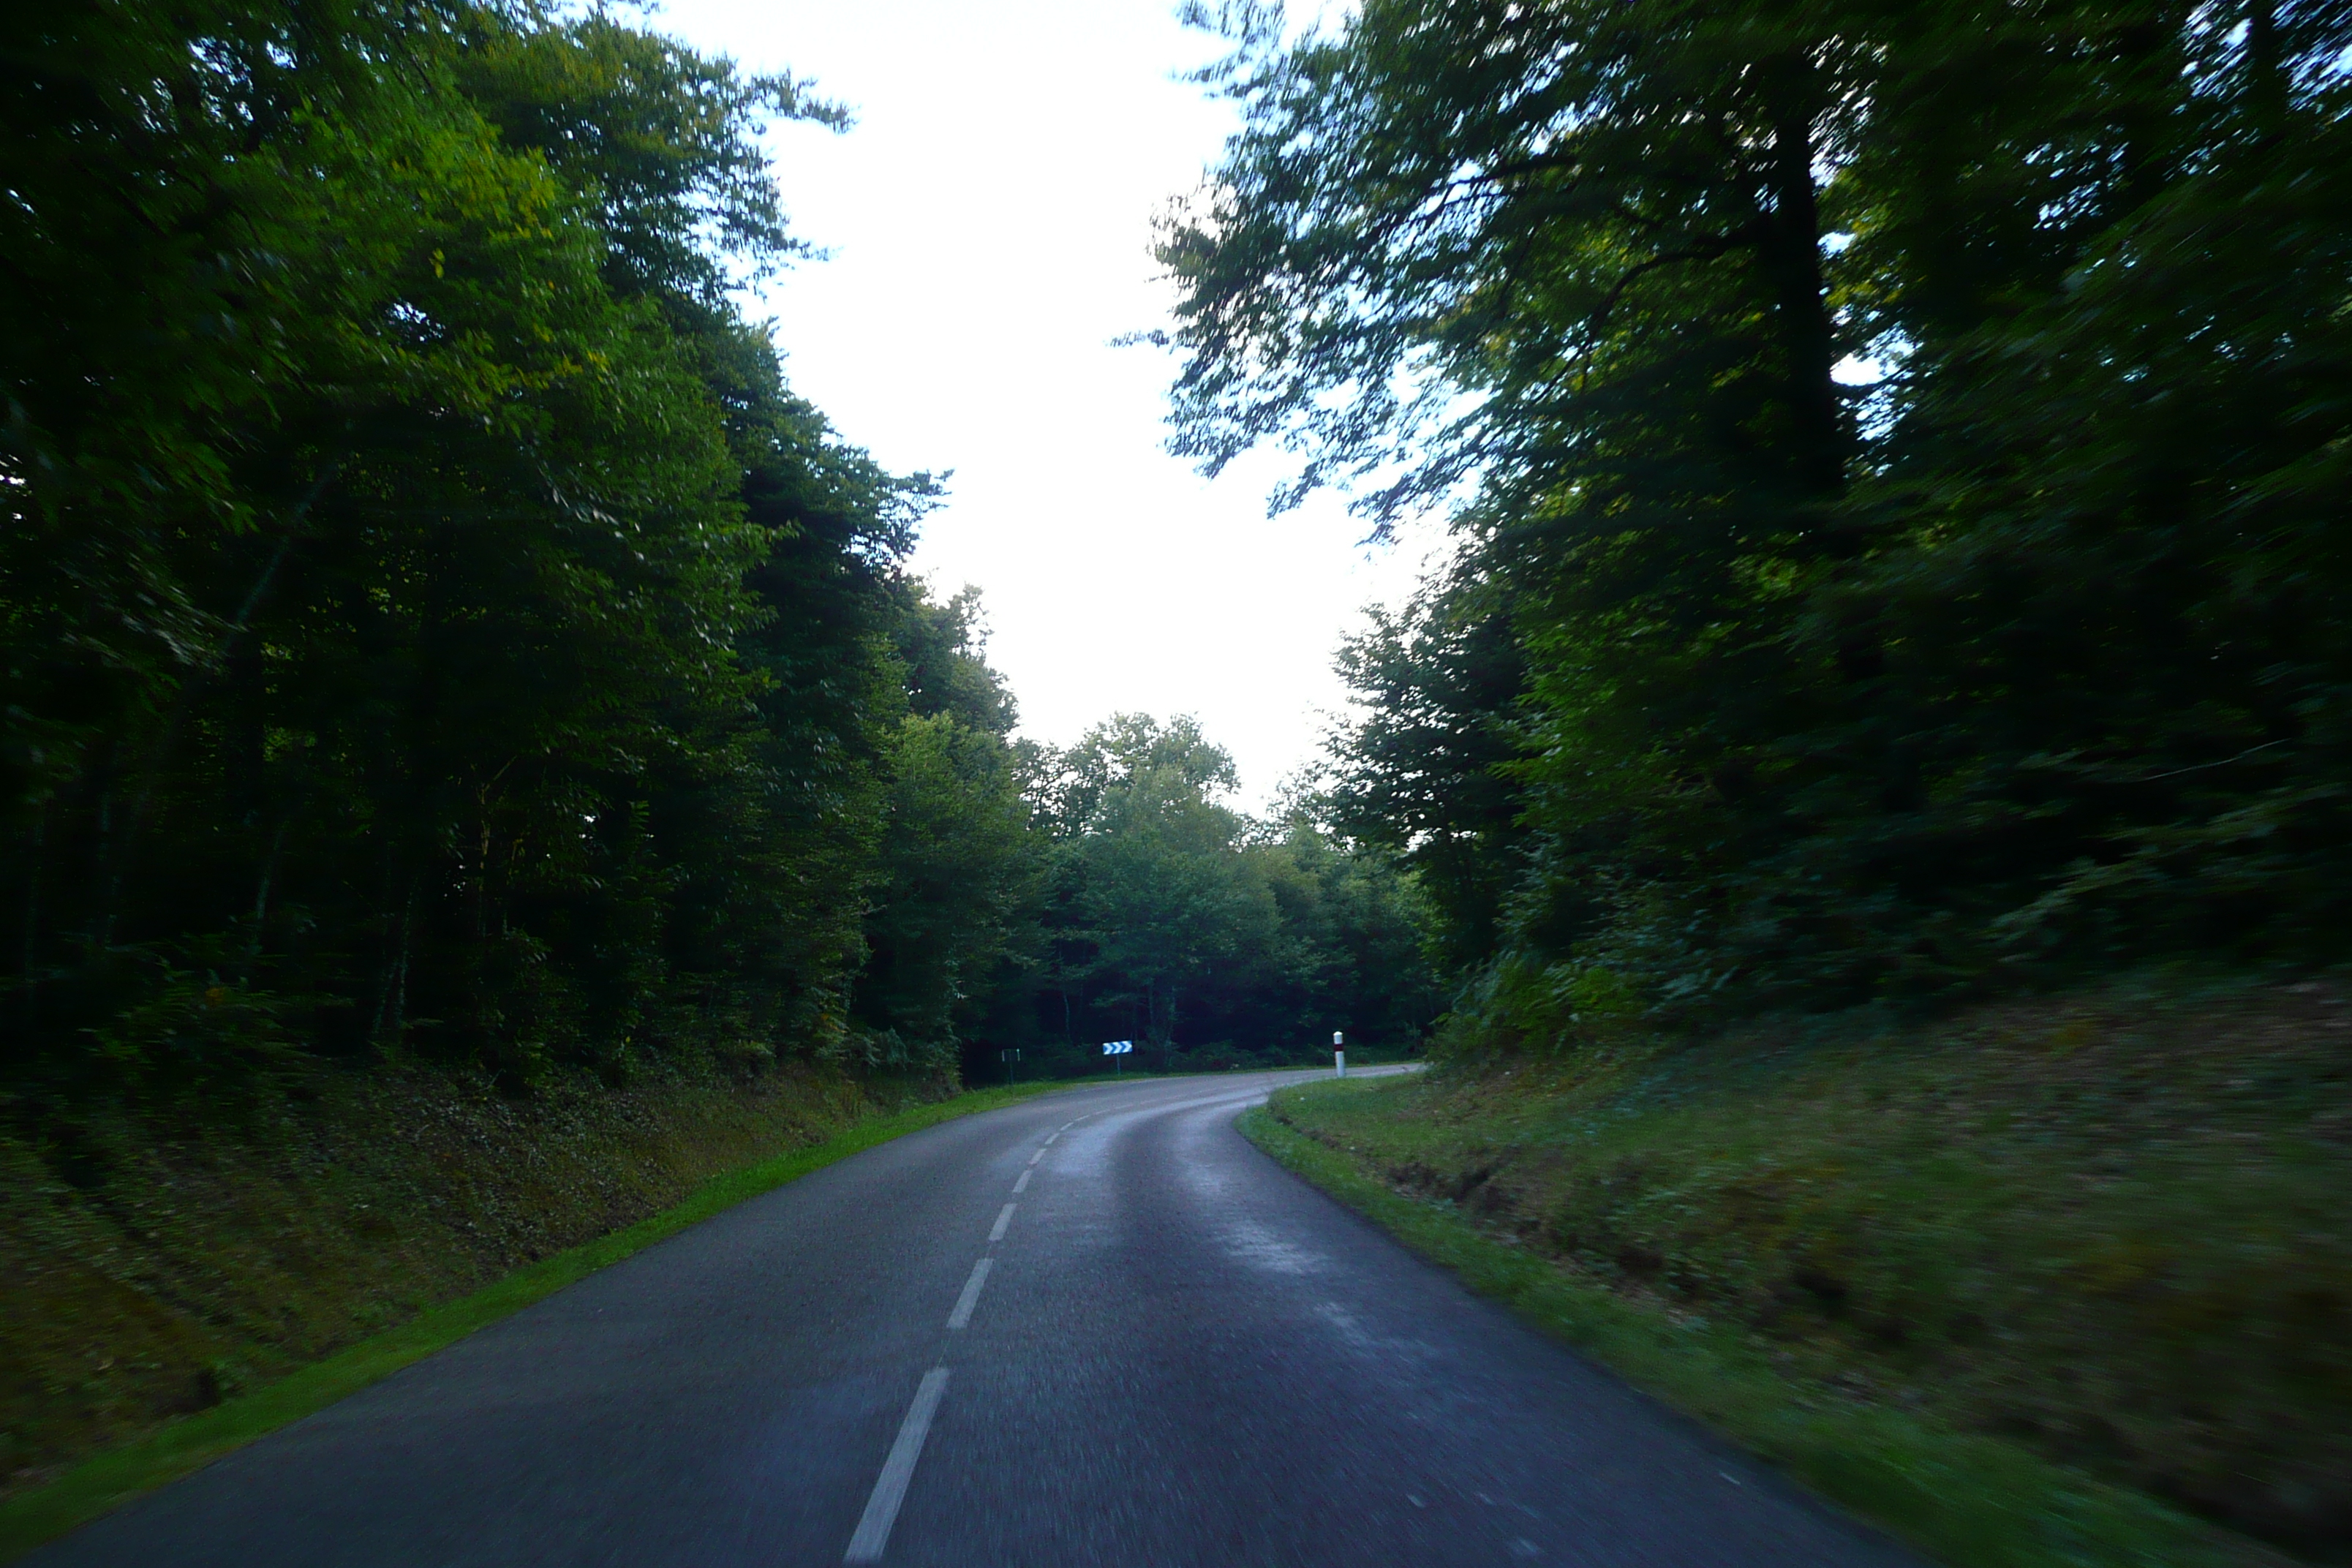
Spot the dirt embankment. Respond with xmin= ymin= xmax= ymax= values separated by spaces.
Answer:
xmin=1274 ymin=979 xmax=2352 ymax=1561
xmin=1 ymin=1058 xmax=918 ymax=1503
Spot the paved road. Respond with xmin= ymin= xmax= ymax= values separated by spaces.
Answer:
xmin=35 ymin=1071 xmax=1920 ymax=1567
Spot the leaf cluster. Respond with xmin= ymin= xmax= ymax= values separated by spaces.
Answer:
xmin=1166 ymin=0 xmax=2352 ymax=1029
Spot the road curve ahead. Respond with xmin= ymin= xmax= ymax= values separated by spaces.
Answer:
xmin=34 ymin=1071 xmax=1921 ymax=1567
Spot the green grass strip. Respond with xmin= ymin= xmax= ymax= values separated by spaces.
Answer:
xmin=1241 ymin=1093 xmax=2273 ymax=1568
xmin=1 ymin=1079 xmax=1074 ymax=1563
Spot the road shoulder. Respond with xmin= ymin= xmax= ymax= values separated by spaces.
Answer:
xmin=1240 ymin=1087 xmax=2279 ymax=1568
xmin=0 ymin=1080 xmax=1077 ymax=1564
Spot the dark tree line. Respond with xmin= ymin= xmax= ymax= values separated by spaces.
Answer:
xmin=1 ymin=0 xmax=1437 ymax=1100
xmin=1162 ymin=0 xmax=2352 ymax=1039
xmin=987 ymin=715 xmax=1439 ymax=1079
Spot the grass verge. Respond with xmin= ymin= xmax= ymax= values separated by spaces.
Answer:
xmin=1243 ymin=1088 xmax=2283 ymax=1568
xmin=0 ymin=1079 xmax=1067 ymax=1561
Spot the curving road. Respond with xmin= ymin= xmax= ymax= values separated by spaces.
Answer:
xmin=34 ymin=1071 xmax=1921 ymax=1567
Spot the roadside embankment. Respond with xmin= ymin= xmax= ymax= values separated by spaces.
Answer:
xmin=1248 ymin=977 xmax=2349 ymax=1568
xmin=1 ymin=1058 xmax=1051 ymax=1552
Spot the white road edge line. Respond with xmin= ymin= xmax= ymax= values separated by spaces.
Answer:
xmin=990 ymin=1202 xmax=1016 ymax=1242
xmin=843 ymin=1367 xmax=950 ymax=1564
xmin=1012 ymin=1169 xmax=1031 ymax=1194
xmin=946 ymin=1257 xmax=992 ymax=1330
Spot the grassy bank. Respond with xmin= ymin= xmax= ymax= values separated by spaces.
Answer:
xmin=1 ymin=1062 xmax=1066 ymax=1558
xmin=1245 ymin=976 xmax=2348 ymax=1567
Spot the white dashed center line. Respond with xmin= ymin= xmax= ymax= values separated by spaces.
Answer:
xmin=843 ymin=1367 xmax=950 ymax=1564
xmin=946 ymin=1258 xmax=992 ymax=1330
xmin=845 ymin=1106 xmax=1104 ymax=1560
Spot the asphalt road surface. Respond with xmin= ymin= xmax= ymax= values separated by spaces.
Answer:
xmin=34 ymin=1070 xmax=1922 ymax=1567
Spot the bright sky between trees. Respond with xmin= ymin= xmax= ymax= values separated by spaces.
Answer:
xmin=649 ymin=0 xmax=1429 ymax=809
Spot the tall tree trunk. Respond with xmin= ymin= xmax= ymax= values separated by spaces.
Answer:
xmin=2247 ymin=0 xmax=2285 ymax=137
xmin=244 ymin=819 xmax=288 ymax=982
xmin=372 ymin=869 xmax=418 ymax=1046
xmin=2108 ymin=7 xmax=2185 ymax=217
xmin=93 ymin=463 xmax=339 ymax=949
xmin=1760 ymin=56 xmax=1844 ymax=504
xmin=17 ymin=804 xmax=45 ymax=1037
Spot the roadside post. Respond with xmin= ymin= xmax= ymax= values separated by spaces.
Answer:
xmin=1000 ymin=1047 xmax=1020 ymax=1085
xmin=1333 ymin=1030 xmax=1346 ymax=1078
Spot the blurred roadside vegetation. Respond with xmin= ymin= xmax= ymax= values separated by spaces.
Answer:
xmin=1 ymin=1058 xmax=898 ymax=1510
xmin=1264 ymin=978 xmax=2348 ymax=1563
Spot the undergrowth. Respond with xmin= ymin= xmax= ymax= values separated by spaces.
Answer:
xmin=1253 ymin=974 xmax=2349 ymax=1566
xmin=0 ymin=1054 xmax=980 ymax=1523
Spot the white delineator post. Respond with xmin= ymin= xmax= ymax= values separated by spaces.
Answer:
xmin=1333 ymin=1030 xmax=1346 ymax=1078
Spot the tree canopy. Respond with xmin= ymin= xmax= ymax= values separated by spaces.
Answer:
xmin=1163 ymin=0 xmax=2352 ymax=1034
xmin=1011 ymin=715 xmax=1439 ymax=1075
xmin=1 ymin=0 xmax=1439 ymax=1096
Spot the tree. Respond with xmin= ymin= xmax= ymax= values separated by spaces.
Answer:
xmin=0 ymin=3 xmax=983 ymax=1093
xmin=1168 ymin=0 xmax=2352 ymax=1024
xmin=1017 ymin=715 xmax=1438 ymax=1071
xmin=851 ymin=589 xmax=1044 ymax=1071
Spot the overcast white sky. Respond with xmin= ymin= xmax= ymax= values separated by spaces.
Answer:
xmin=647 ymin=0 xmax=1438 ymax=808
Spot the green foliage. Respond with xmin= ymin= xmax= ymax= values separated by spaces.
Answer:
xmin=452 ymin=10 xmax=845 ymax=306
xmin=1166 ymin=0 xmax=2352 ymax=1027
xmin=1259 ymin=977 xmax=2352 ymax=1561
xmin=1329 ymin=570 xmax=1531 ymax=970
xmin=0 ymin=0 xmax=1448 ymax=1112
xmin=851 ymin=710 xmax=1041 ymax=1071
xmin=79 ymin=962 xmax=306 ymax=1096
xmin=0 ymin=1 xmax=1054 ymax=1096
xmin=1009 ymin=715 xmax=1444 ymax=1076
xmin=1247 ymin=1065 xmax=2284 ymax=1568
xmin=0 ymin=1068 xmax=1074 ymax=1558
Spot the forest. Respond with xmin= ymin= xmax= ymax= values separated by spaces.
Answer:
xmin=1162 ymin=0 xmax=2352 ymax=1044
xmin=8 ymin=0 xmax=2352 ymax=1558
xmin=0 ymin=0 xmax=1437 ymax=1107
xmin=1162 ymin=5 xmax=2352 ymax=1556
